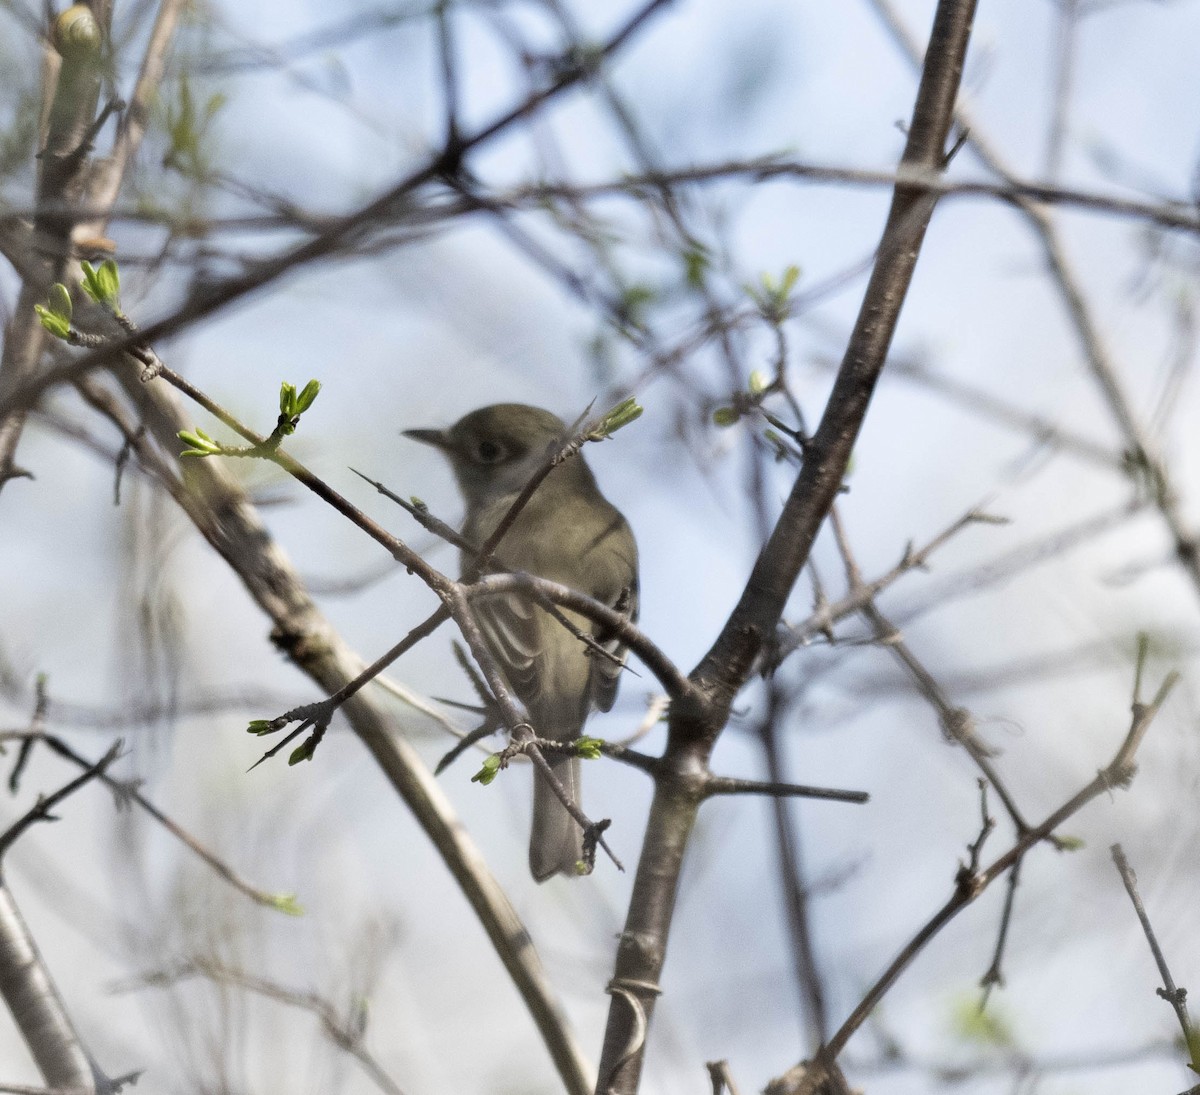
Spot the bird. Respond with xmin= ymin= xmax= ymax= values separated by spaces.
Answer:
xmin=404 ymin=404 xmax=638 ymax=880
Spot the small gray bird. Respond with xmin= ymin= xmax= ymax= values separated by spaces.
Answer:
xmin=405 ymin=404 xmax=639 ymax=881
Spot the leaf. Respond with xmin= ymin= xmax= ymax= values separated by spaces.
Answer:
xmin=590 ymin=397 xmax=643 ymax=439
xmin=80 ymin=259 xmax=120 ymax=306
xmin=47 ymin=283 xmax=72 ymax=322
xmin=288 ymin=737 xmax=318 ymax=765
xmin=34 ymin=304 xmax=71 ymax=340
xmin=293 ymin=379 xmax=321 ymax=414
xmin=177 ymin=428 xmax=222 ymax=457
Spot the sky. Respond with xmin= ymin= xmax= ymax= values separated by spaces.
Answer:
xmin=3 ymin=0 xmax=1200 ymax=1092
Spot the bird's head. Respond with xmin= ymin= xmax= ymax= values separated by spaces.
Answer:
xmin=404 ymin=403 xmax=571 ymax=508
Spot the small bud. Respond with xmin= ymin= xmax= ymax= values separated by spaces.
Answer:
xmin=35 ymin=283 xmax=73 ymax=338
xmin=178 ymin=428 xmax=223 ymax=458
xmin=279 ymin=381 xmax=297 ymax=416
xmin=590 ymin=397 xmax=643 ymax=440
xmin=573 ymin=736 xmax=603 ymax=760
xmin=268 ymin=893 xmax=304 ymax=916
xmin=293 ymin=379 xmax=321 ymax=414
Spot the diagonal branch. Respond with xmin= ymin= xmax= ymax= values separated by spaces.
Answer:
xmin=109 ymin=370 xmax=595 ymax=1094
xmin=767 ymin=662 xmax=1178 ymax=1095
xmin=594 ymin=4 xmax=980 ymax=1092
xmin=1112 ymin=843 xmax=1200 ymax=1075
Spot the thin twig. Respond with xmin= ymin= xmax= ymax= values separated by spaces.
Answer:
xmin=757 ymin=679 xmax=832 ymax=1050
xmin=979 ymin=856 xmax=1021 ymax=1001
xmin=116 ymin=958 xmax=405 ymax=1095
xmin=0 ymin=0 xmax=675 ymax=420
xmin=1 ymin=730 xmax=286 ymax=909
xmin=500 ymin=159 xmax=1200 ymax=235
xmin=598 ymin=4 xmax=981 ymax=1089
xmin=825 ymin=505 xmax=1032 ymax=834
xmin=865 ymin=0 xmax=1200 ymax=609
xmin=114 ymin=361 xmax=595 ymax=1092
xmin=447 ymin=586 xmax=623 ymax=874
xmin=766 ymin=657 xmax=1179 ymax=1095
xmin=703 ymin=777 xmax=867 ymax=804
xmin=0 ymin=740 xmax=122 ymax=860
xmin=773 ymin=503 xmax=998 ymax=665
xmin=1112 ymin=843 xmax=1200 ymax=1073
xmin=706 ymin=1059 xmax=744 ymax=1095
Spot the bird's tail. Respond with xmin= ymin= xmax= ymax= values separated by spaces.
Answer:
xmin=530 ymin=755 xmax=583 ymax=882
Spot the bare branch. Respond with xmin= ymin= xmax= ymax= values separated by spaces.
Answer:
xmin=0 ymin=740 xmax=121 ymax=860
xmin=702 ymin=777 xmax=867 ymax=805
xmin=117 ymin=959 xmax=406 ymax=1095
xmin=1112 ymin=843 xmax=1200 ymax=1074
xmin=111 ymin=370 xmax=595 ymax=1093
xmin=766 ymin=657 xmax=1179 ymax=1094
xmin=0 ymin=0 xmax=674 ymax=421
xmin=501 ymin=160 xmax=1200 ymax=236
xmin=597 ymin=4 xmax=981 ymax=1090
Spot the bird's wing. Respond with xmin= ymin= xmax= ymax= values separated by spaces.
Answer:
xmin=474 ymin=571 xmax=636 ymax=721
xmin=589 ymin=571 xmax=638 ymax=714
xmin=474 ymin=592 xmax=543 ymax=704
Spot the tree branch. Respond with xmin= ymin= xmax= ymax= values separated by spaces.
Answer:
xmin=594 ymin=4 xmax=979 ymax=1091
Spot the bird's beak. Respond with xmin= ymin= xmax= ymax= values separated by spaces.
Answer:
xmin=402 ymin=427 xmax=450 ymax=449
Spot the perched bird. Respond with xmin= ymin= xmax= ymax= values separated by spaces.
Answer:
xmin=405 ymin=404 xmax=638 ymax=881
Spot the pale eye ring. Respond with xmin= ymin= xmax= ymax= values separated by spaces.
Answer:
xmin=475 ymin=439 xmax=506 ymax=464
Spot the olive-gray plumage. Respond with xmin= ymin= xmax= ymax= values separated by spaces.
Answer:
xmin=405 ymin=404 xmax=638 ymax=880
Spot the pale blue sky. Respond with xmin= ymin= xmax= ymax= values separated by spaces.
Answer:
xmin=3 ymin=1 xmax=1200 ymax=1092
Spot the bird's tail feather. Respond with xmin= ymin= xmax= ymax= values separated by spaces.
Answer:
xmin=529 ymin=755 xmax=583 ymax=882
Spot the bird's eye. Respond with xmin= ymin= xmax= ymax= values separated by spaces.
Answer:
xmin=475 ymin=439 xmax=506 ymax=464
